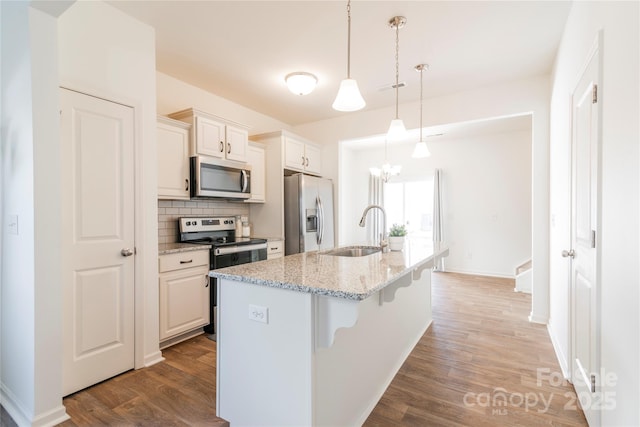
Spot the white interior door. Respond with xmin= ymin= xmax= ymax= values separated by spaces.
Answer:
xmin=568 ymin=43 xmax=600 ymax=427
xmin=60 ymin=88 xmax=135 ymax=396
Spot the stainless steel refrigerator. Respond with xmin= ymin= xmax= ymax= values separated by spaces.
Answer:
xmin=284 ymin=173 xmax=335 ymax=255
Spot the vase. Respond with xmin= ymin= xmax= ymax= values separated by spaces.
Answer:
xmin=388 ymin=236 xmax=405 ymax=251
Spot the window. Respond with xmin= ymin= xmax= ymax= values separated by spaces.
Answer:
xmin=384 ymin=178 xmax=434 ymax=241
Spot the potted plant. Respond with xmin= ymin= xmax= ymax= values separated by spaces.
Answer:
xmin=388 ymin=223 xmax=407 ymax=251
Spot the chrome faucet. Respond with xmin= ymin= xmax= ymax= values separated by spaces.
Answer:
xmin=358 ymin=204 xmax=388 ymax=252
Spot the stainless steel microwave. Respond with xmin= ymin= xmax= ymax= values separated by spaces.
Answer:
xmin=190 ymin=156 xmax=251 ymax=200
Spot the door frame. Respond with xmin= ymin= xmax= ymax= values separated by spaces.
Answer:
xmin=59 ymin=84 xmax=162 ymax=372
xmin=567 ymin=31 xmax=603 ymax=423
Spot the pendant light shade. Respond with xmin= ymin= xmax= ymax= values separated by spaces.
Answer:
xmin=387 ymin=118 xmax=407 ymax=141
xmin=412 ymin=63 xmax=431 ymax=158
xmin=387 ymin=16 xmax=407 ymax=141
xmin=333 ymin=0 xmax=365 ymax=112
xmin=412 ymin=141 xmax=431 ymax=158
xmin=333 ymin=78 xmax=366 ymax=111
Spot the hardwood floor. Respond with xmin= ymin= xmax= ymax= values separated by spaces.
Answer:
xmin=60 ymin=335 xmax=228 ymax=427
xmin=58 ymin=272 xmax=587 ymax=426
xmin=364 ymin=272 xmax=587 ymax=426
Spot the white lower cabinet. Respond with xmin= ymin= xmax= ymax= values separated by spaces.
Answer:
xmin=159 ymin=250 xmax=210 ymax=347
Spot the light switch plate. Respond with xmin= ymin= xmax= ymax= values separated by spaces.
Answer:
xmin=248 ymin=304 xmax=268 ymax=324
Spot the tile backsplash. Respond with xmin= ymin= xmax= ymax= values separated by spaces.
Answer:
xmin=158 ymin=200 xmax=250 ymax=244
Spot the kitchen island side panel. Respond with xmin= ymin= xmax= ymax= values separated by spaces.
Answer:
xmin=217 ymin=278 xmax=314 ymax=425
xmin=314 ymin=268 xmax=432 ymax=426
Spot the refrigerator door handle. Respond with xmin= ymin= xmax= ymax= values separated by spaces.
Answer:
xmin=316 ymin=196 xmax=324 ymax=245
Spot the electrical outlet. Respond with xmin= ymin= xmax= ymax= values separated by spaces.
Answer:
xmin=248 ymin=304 xmax=268 ymax=324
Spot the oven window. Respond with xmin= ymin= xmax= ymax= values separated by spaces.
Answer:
xmin=213 ymin=248 xmax=266 ymax=269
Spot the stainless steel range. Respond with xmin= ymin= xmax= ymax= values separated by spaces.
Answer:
xmin=179 ymin=216 xmax=267 ymax=340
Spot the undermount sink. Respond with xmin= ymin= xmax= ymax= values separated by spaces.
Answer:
xmin=322 ymin=246 xmax=381 ymax=257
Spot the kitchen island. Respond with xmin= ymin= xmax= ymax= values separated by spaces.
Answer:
xmin=210 ymin=241 xmax=448 ymax=426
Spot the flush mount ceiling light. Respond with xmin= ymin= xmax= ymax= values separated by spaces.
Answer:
xmin=412 ymin=63 xmax=432 ymax=158
xmin=387 ymin=16 xmax=407 ymax=142
xmin=285 ymin=72 xmax=318 ymax=96
xmin=332 ymin=0 xmax=366 ymax=111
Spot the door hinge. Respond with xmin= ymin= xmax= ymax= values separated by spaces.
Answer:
xmin=590 ymin=374 xmax=596 ymax=393
xmin=591 ymin=230 xmax=596 ymax=248
xmin=592 ymin=84 xmax=598 ymax=103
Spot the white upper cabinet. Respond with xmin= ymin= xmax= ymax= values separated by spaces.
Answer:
xmin=226 ymin=124 xmax=249 ymax=162
xmin=284 ymin=134 xmax=322 ymax=175
xmin=157 ymin=116 xmax=191 ymax=200
xmin=246 ymin=142 xmax=266 ymax=203
xmin=169 ymin=108 xmax=249 ymax=163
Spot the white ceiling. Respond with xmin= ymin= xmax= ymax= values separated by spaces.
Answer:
xmin=109 ymin=1 xmax=572 ymax=126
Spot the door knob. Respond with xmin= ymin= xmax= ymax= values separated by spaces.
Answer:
xmin=121 ymin=248 xmax=134 ymax=257
xmin=561 ymin=249 xmax=575 ymax=258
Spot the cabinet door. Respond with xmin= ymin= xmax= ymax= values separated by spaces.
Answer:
xmin=157 ymin=121 xmax=190 ymax=200
xmin=159 ymin=266 xmax=210 ymax=341
xmin=284 ymin=136 xmax=306 ymax=172
xmin=246 ymin=144 xmax=265 ymax=203
xmin=195 ymin=116 xmax=225 ymax=158
xmin=226 ymin=125 xmax=248 ymax=162
xmin=304 ymin=143 xmax=322 ymax=175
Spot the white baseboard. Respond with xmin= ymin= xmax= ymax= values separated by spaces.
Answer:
xmin=144 ymin=350 xmax=165 ymax=367
xmin=547 ymin=321 xmax=570 ymax=379
xmin=528 ymin=312 xmax=548 ymax=324
xmin=1 ymin=383 xmax=69 ymax=427
xmin=442 ymin=268 xmax=514 ymax=279
xmin=31 ymin=405 xmax=70 ymax=427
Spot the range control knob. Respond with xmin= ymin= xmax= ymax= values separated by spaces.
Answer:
xmin=186 ymin=221 xmax=191 ymax=226
xmin=192 ymin=220 xmax=198 ymax=226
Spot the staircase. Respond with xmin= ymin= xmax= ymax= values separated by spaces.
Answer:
xmin=514 ymin=259 xmax=532 ymax=293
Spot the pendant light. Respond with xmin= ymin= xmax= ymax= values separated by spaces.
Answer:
xmin=370 ymin=137 xmax=402 ymax=183
xmin=332 ymin=0 xmax=366 ymax=111
xmin=387 ymin=16 xmax=407 ymax=142
xmin=412 ymin=64 xmax=431 ymax=158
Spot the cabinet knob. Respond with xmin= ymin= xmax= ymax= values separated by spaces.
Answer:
xmin=302 ymin=156 xmax=305 ymax=166
xmin=227 ymin=142 xmax=231 ymax=154
xmin=185 ymin=179 xmax=189 ymax=191
xmin=306 ymin=157 xmax=309 ymax=167
xmin=219 ymin=141 xmax=224 ymax=152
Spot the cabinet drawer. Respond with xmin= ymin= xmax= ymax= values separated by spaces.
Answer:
xmin=267 ymin=240 xmax=283 ymax=254
xmin=159 ymin=250 xmax=209 ymax=273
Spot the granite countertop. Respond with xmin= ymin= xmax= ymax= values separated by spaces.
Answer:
xmin=210 ymin=240 xmax=448 ymax=301
xmin=159 ymin=242 xmax=211 ymax=255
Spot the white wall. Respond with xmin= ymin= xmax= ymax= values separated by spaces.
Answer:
xmin=548 ymin=2 xmax=639 ymax=425
xmin=58 ymin=0 xmax=162 ymax=369
xmin=157 ymin=72 xmax=290 ymax=135
xmin=1 ymin=3 xmax=68 ymax=426
xmin=341 ymin=128 xmax=532 ymax=278
xmin=294 ymin=75 xmax=550 ymax=322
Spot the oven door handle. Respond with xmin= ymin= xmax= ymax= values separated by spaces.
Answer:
xmin=215 ymin=243 xmax=267 ymax=256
